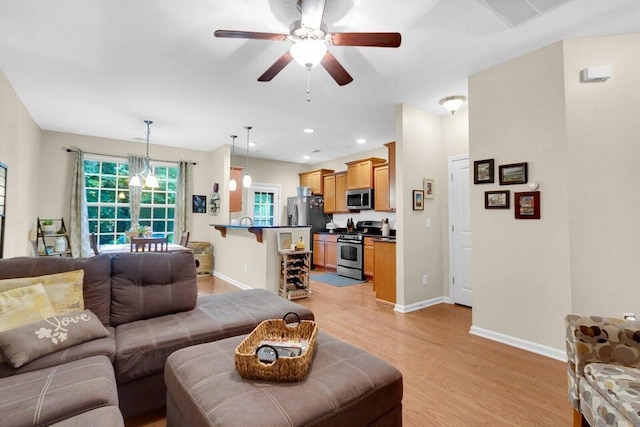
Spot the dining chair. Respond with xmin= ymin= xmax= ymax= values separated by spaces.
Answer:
xmin=179 ymin=231 xmax=190 ymax=247
xmin=89 ymin=233 xmax=100 ymax=255
xmin=130 ymin=237 xmax=168 ymax=252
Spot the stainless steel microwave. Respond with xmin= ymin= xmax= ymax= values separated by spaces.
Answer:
xmin=346 ymin=188 xmax=374 ymax=210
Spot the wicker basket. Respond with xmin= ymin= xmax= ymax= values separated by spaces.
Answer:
xmin=235 ymin=312 xmax=318 ymax=382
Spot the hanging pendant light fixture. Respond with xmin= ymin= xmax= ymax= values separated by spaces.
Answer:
xmin=243 ymin=126 xmax=252 ymax=188
xmin=228 ymin=134 xmax=238 ymax=191
xmin=129 ymin=120 xmax=159 ymax=188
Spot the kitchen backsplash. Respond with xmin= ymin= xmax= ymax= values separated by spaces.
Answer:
xmin=332 ymin=212 xmax=396 ymax=229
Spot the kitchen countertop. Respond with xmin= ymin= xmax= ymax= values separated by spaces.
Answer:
xmin=212 ymin=224 xmax=310 ymax=242
xmin=315 ymin=230 xmax=396 ymax=239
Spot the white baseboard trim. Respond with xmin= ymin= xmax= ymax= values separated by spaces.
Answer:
xmin=470 ymin=326 xmax=567 ymax=362
xmin=212 ymin=271 xmax=253 ymax=291
xmin=394 ymin=296 xmax=452 ymax=313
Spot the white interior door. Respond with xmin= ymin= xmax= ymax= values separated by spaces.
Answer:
xmin=449 ymin=156 xmax=472 ymax=307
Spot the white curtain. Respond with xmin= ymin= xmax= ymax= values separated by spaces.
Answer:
xmin=174 ymin=161 xmax=193 ymax=242
xmin=128 ymin=155 xmax=145 ymax=227
xmin=69 ymin=149 xmax=92 ymax=257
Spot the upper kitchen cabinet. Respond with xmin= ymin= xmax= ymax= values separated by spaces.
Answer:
xmin=373 ymin=164 xmax=391 ymax=211
xmin=346 ymin=158 xmax=385 ymax=190
xmin=230 ymin=166 xmax=243 ymax=212
xmin=299 ymin=169 xmax=334 ymax=195
xmin=374 ymin=142 xmax=396 ymax=212
xmin=323 ymin=172 xmax=348 ymax=214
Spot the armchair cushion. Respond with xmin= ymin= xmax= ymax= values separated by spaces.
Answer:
xmin=583 ymin=363 xmax=640 ymax=426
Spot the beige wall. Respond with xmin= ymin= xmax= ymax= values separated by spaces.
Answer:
xmin=562 ymin=34 xmax=640 ymax=316
xmin=468 ymin=35 xmax=640 ymax=352
xmin=0 ymin=71 xmax=42 ymax=257
xmin=395 ymin=103 xmax=448 ymax=307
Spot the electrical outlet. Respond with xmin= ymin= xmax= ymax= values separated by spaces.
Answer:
xmin=422 ymin=274 xmax=428 ymax=286
xmin=244 ymin=263 xmax=248 ymax=273
xmin=426 ymin=218 xmax=431 ymax=229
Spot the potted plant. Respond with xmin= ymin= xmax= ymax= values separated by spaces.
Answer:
xmin=41 ymin=219 xmax=55 ymax=235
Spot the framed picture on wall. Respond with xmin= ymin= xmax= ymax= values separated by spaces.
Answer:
xmin=484 ymin=190 xmax=510 ymax=209
xmin=413 ymin=190 xmax=424 ymax=211
xmin=192 ymin=195 xmax=207 ymax=213
xmin=423 ymin=178 xmax=435 ymax=199
xmin=514 ymin=191 xmax=540 ymax=219
xmin=499 ymin=162 xmax=528 ymax=185
xmin=474 ymin=159 xmax=494 ymax=184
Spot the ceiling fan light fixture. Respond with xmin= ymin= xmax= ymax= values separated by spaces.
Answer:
xmin=290 ymin=38 xmax=327 ymax=68
xmin=439 ymin=96 xmax=467 ymax=115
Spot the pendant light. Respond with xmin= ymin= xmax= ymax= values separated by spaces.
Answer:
xmin=243 ymin=126 xmax=252 ymax=188
xmin=129 ymin=120 xmax=159 ymax=188
xmin=228 ymin=134 xmax=238 ymax=191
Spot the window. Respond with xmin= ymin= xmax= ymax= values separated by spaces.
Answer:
xmin=248 ymin=184 xmax=280 ymax=226
xmin=84 ymin=157 xmax=178 ymax=245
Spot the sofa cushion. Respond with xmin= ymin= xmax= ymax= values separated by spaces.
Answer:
xmin=49 ymin=406 xmax=124 ymax=427
xmin=0 ymin=283 xmax=56 ymax=332
xmin=0 ymin=355 xmax=119 ymax=427
xmin=584 ymin=363 xmax=640 ymax=425
xmin=0 ymin=255 xmax=113 ymax=326
xmin=0 ymin=326 xmax=116 ymax=378
xmin=114 ymin=289 xmax=314 ymax=384
xmin=0 ymin=309 xmax=110 ymax=368
xmin=110 ymin=251 xmax=197 ymax=326
xmin=0 ymin=270 xmax=85 ymax=315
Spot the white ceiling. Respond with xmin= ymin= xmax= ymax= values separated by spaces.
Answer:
xmin=1 ymin=0 xmax=639 ymax=164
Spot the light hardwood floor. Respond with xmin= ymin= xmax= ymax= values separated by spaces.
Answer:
xmin=126 ymin=274 xmax=571 ymax=427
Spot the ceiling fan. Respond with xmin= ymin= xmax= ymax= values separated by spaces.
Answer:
xmin=214 ymin=0 xmax=401 ymax=86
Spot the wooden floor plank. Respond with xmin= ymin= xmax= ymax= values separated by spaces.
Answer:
xmin=126 ymin=274 xmax=571 ymax=427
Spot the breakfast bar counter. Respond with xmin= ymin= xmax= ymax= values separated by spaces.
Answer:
xmin=210 ymin=225 xmax=311 ymax=294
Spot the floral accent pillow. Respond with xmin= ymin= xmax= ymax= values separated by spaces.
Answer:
xmin=0 ymin=309 xmax=109 ymax=368
xmin=0 ymin=270 xmax=84 ymax=315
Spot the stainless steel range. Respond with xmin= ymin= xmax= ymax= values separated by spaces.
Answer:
xmin=336 ymin=220 xmax=383 ymax=280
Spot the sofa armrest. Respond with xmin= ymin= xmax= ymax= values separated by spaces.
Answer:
xmin=565 ymin=314 xmax=640 ymax=409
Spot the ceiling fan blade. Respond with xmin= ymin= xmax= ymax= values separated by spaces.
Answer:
xmin=320 ymin=52 xmax=353 ymax=86
xmin=328 ymin=32 xmax=402 ymax=48
xmin=258 ymin=51 xmax=294 ymax=82
xmin=214 ymin=30 xmax=288 ymax=42
xmin=300 ymin=0 xmax=326 ymax=30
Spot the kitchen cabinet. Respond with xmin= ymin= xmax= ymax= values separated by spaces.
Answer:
xmin=229 ymin=167 xmax=243 ymax=212
xmin=373 ymin=240 xmax=396 ymax=303
xmin=345 ymin=158 xmax=385 ymax=189
xmin=364 ymin=237 xmax=375 ymax=277
xmin=299 ymin=169 xmax=334 ymax=195
xmin=313 ymin=233 xmax=337 ymax=269
xmin=373 ymin=164 xmax=391 ymax=211
xmin=384 ymin=141 xmax=396 ymax=210
xmin=323 ymin=172 xmax=348 ymax=214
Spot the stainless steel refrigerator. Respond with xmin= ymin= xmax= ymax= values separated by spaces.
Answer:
xmin=286 ymin=195 xmax=330 ymax=232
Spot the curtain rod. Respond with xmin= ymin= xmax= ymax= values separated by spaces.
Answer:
xmin=65 ymin=148 xmax=196 ymax=165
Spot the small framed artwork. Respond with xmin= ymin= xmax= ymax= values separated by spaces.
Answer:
xmin=423 ymin=178 xmax=435 ymax=199
xmin=413 ymin=190 xmax=424 ymax=211
xmin=484 ymin=190 xmax=510 ymax=209
xmin=514 ymin=191 xmax=540 ymax=219
xmin=499 ymin=162 xmax=528 ymax=185
xmin=474 ymin=159 xmax=494 ymax=184
xmin=277 ymin=232 xmax=293 ymax=251
xmin=192 ymin=195 xmax=207 ymax=213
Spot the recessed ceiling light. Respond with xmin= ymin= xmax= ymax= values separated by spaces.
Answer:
xmin=249 ymin=142 xmax=256 ymax=147
xmin=302 ymin=155 xmax=311 ymax=160
xmin=356 ymin=138 xmax=366 ymax=144
xmin=303 ymin=128 xmax=314 ymax=134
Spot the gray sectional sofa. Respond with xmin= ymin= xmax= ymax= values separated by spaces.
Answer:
xmin=0 ymin=251 xmax=314 ymax=425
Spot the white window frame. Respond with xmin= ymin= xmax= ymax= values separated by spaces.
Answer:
xmin=247 ymin=183 xmax=281 ymax=226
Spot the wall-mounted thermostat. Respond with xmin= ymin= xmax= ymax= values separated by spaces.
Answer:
xmin=581 ymin=66 xmax=612 ymax=83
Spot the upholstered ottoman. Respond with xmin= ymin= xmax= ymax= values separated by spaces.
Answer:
xmin=165 ymin=332 xmax=403 ymax=427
